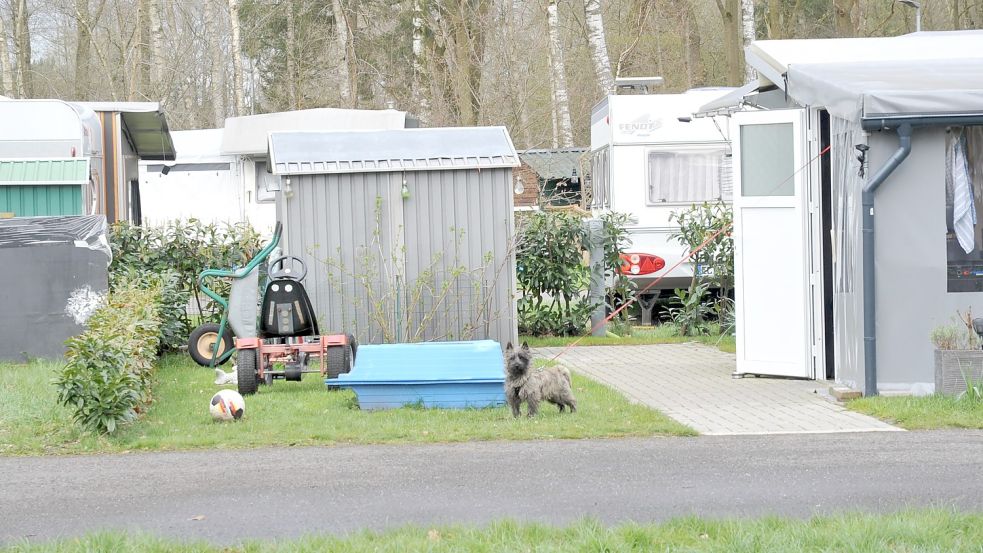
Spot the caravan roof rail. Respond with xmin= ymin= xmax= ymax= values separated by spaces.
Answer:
xmin=614 ymin=77 xmax=665 ymax=95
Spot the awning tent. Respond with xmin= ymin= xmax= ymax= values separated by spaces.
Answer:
xmin=78 ymin=102 xmax=176 ymax=161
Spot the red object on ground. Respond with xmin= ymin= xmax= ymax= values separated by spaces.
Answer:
xmin=619 ymin=252 xmax=666 ymax=276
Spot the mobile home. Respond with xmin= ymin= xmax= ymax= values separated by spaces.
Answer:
xmin=589 ymin=86 xmax=734 ymax=315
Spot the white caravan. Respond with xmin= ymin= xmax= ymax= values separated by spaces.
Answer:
xmin=589 ymin=87 xmax=734 ymax=317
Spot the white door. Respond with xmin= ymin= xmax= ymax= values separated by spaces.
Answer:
xmin=732 ymin=109 xmax=813 ymax=378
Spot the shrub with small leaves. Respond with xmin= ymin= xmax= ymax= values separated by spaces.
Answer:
xmin=54 ymin=278 xmax=162 ymax=434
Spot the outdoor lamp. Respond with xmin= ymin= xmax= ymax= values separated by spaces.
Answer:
xmin=514 ymin=176 xmax=524 ymax=195
xmin=401 ymin=179 xmax=410 ymax=199
xmin=571 ymin=169 xmax=579 ymax=185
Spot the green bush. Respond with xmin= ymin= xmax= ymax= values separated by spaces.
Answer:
xmin=516 ymin=210 xmax=635 ymax=337
xmin=109 ymin=220 xmax=261 ymax=349
xmin=54 ymin=279 xmax=162 ymax=434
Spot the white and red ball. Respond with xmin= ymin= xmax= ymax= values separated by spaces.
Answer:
xmin=209 ymin=389 xmax=245 ymax=421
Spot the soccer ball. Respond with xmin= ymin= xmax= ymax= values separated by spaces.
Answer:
xmin=209 ymin=389 xmax=245 ymax=421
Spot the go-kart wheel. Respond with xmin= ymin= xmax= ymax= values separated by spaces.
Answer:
xmin=325 ymin=344 xmax=353 ymax=379
xmin=188 ymin=323 xmax=234 ymax=367
xmin=237 ymin=349 xmax=259 ymax=395
xmin=346 ymin=334 xmax=358 ymax=365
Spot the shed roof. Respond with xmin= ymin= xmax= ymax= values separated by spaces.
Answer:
xmin=0 ymin=159 xmax=90 ymax=185
xmin=222 ymin=108 xmax=407 ymax=155
xmin=77 ymin=101 xmax=175 ymax=161
xmin=268 ymin=127 xmax=519 ymax=175
xmin=518 ymin=148 xmax=586 ymax=180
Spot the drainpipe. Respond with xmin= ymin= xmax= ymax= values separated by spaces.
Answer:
xmin=860 ymin=123 xmax=912 ymax=396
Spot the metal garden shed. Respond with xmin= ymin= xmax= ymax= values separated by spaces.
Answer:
xmin=267 ymin=127 xmax=520 ymax=348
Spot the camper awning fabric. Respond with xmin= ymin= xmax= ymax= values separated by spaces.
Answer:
xmin=268 ymin=127 xmax=520 ymax=175
xmin=78 ymin=102 xmax=176 ymax=161
xmin=0 ymin=159 xmax=90 ymax=185
xmin=697 ymin=80 xmax=763 ymax=114
xmin=785 ymin=59 xmax=983 ymax=123
xmin=222 ymin=108 xmax=407 ymax=155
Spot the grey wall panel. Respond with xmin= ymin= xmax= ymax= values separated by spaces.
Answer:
xmin=872 ymin=127 xmax=983 ymax=393
xmin=279 ymin=167 xmax=516 ymax=347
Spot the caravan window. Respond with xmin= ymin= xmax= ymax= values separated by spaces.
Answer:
xmin=591 ymin=148 xmax=610 ymax=209
xmin=646 ymin=148 xmax=729 ymax=204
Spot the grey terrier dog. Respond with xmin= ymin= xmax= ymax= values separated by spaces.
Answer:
xmin=504 ymin=341 xmax=577 ymax=417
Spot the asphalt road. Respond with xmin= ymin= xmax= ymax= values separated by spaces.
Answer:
xmin=1 ymin=430 xmax=981 ymax=545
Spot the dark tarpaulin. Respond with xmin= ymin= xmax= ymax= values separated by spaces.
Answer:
xmin=0 ymin=215 xmax=110 ymax=361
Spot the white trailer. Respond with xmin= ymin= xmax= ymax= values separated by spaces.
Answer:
xmin=589 ymin=87 xmax=734 ymax=319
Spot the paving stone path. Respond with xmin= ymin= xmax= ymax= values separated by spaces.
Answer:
xmin=535 ymin=343 xmax=902 ymax=435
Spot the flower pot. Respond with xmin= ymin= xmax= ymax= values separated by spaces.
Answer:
xmin=934 ymin=349 xmax=983 ymax=396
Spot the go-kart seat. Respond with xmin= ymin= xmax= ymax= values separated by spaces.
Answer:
xmin=259 ymin=254 xmax=320 ymax=338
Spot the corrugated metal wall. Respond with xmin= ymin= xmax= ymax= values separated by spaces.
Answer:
xmin=279 ymin=168 xmax=516 ymax=347
xmin=0 ymin=185 xmax=82 ymax=216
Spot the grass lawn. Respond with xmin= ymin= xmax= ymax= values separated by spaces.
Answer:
xmin=523 ymin=324 xmax=736 ymax=354
xmin=0 ymin=354 xmax=693 ymax=456
xmin=3 ymin=510 xmax=981 ymax=552
xmin=847 ymin=395 xmax=983 ymax=430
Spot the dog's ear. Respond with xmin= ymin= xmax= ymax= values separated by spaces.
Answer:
xmin=521 ymin=341 xmax=530 ymax=351
xmin=505 ymin=342 xmax=513 ymax=353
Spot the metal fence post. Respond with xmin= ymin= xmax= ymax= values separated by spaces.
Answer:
xmin=586 ymin=218 xmax=606 ymax=337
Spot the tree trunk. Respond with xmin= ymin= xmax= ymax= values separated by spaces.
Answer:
xmin=13 ymin=0 xmax=30 ymax=97
xmin=952 ymin=0 xmax=960 ymax=29
xmin=715 ymin=0 xmax=742 ymax=86
xmin=0 ymin=9 xmax=15 ymax=97
xmin=228 ymin=0 xmax=245 ymax=115
xmin=205 ymin=0 xmax=226 ymax=127
xmin=546 ymin=0 xmax=573 ymax=148
xmin=740 ymin=0 xmax=754 ymax=82
xmin=285 ymin=0 xmax=297 ymax=109
xmin=331 ymin=0 xmax=357 ymax=107
xmin=682 ymin=0 xmax=703 ymax=87
xmin=584 ymin=0 xmax=614 ymax=95
xmin=150 ymin=0 xmax=164 ymax=86
xmin=74 ymin=0 xmax=92 ymax=99
xmin=411 ymin=0 xmax=428 ymax=120
xmin=833 ymin=0 xmax=858 ymax=37
xmin=765 ymin=0 xmax=783 ymax=38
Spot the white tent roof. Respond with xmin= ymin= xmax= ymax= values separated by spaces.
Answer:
xmin=221 ymin=108 xmax=407 ymax=155
xmin=268 ymin=127 xmax=519 ymax=175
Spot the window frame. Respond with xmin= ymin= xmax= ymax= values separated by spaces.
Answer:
xmin=643 ymin=144 xmax=730 ymax=206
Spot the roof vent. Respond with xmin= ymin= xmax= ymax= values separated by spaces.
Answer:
xmin=614 ymin=77 xmax=665 ymax=95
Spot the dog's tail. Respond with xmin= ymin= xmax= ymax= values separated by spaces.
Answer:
xmin=559 ymin=365 xmax=572 ymax=387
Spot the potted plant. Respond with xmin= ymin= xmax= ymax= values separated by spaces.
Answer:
xmin=931 ymin=310 xmax=983 ymax=396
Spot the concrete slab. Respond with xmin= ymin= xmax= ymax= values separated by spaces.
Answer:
xmin=535 ymin=343 xmax=903 ymax=436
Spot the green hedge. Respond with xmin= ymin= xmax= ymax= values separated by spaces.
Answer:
xmin=109 ymin=220 xmax=261 ymax=350
xmin=54 ymin=279 xmax=162 ymax=434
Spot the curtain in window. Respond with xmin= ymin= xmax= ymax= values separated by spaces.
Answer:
xmin=646 ymin=150 xmax=724 ymax=203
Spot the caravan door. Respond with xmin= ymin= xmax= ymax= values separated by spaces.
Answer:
xmin=732 ymin=109 xmax=813 ymax=378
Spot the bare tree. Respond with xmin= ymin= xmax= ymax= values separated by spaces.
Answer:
xmin=0 ymin=8 xmax=13 ymax=97
xmin=741 ymin=0 xmax=754 ymax=82
xmin=584 ymin=0 xmax=614 ymax=94
xmin=13 ymin=0 xmax=30 ymax=97
xmin=228 ymin=0 xmax=245 ymax=115
xmin=285 ymin=0 xmax=297 ymax=109
xmin=713 ymin=0 xmax=741 ymax=86
xmin=546 ymin=0 xmax=573 ymax=147
xmin=834 ymin=0 xmax=859 ymax=37
xmin=203 ymin=0 xmax=227 ymax=126
xmin=331 ymin=0 xmax=355 ymax=107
